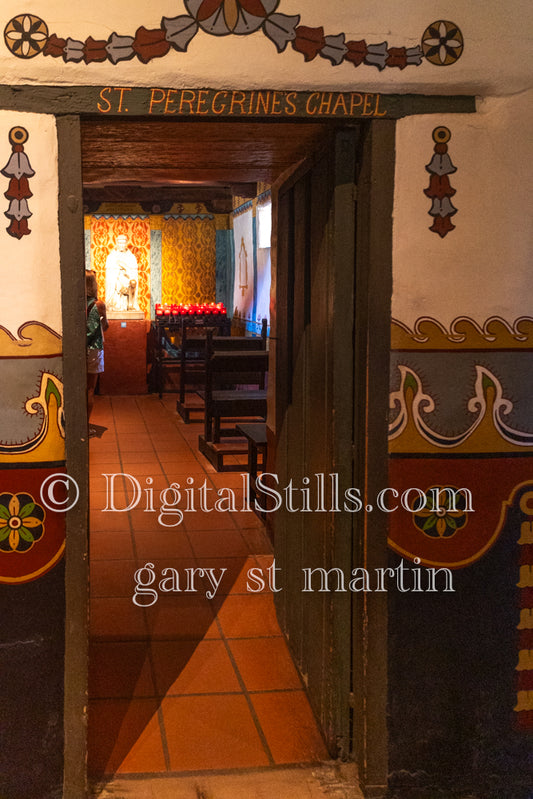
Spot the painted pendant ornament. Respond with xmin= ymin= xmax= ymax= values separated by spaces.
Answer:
xmin=424 ymin=126 xmax=457 ymax=238
xmin=2 ymin=127 xmax=34 ymax=239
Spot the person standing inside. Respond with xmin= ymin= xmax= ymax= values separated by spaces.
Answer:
xmin=86 ymin=270 xmax=108 ymax=436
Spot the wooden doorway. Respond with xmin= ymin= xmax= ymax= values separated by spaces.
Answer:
xmin=62 ymin=116 xmax=394 ymax=798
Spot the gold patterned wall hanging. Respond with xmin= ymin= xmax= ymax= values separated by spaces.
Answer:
xmin=161 ymin=216 xmax=216 ymax=305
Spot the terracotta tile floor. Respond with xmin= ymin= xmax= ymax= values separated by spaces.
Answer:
xmin=88 ymin=394 xmax=328 ymax=778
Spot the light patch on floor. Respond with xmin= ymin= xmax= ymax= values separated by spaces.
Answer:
xmin=90 ymin=762 xmax=362 ymax=799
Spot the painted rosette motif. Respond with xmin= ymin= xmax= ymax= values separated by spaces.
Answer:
xmin=412 ymin=486 xmax=468 ymax=539
xmin=4 ymin=14 xmax=48 ymax=58
xmin=388 ymin=458 xmax=533 ymax=568
xmin=185 ymin=0 xmax=279 ymax=34
xmin=421 ymin=20 xmax=464 ymax=66
xmin=0 ymin=493 xmax=45 ymax=554
xmin=0 ymin=469 xmax=66 ymax=583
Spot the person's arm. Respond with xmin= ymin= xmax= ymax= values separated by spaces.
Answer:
xmin=96 ymin=299 xmax=109 ymax=331
xmin=87 ymin=305 xmax=101 ymax=345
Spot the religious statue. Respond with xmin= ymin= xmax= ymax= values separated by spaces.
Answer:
xmin=105 ymin=234 xmax=139 ymax=312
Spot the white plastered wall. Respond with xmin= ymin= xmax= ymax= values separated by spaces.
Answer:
xmin=0 ymin=1 xmax=531 ymax=95
xmin=0 ymin=1 xmax=531 ymax=332
xmin=392 ymin=89 xmax=533 ymax=328
xmin=0 ymin=111 xmax=61 ymax=336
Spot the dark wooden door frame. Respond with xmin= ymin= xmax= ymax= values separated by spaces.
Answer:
xmin=55 ymin=114 xmax=394 ymax=799
xmin=57 ymin=115 xmax=90 ymax=798
xmin=351 ymin=119 xmax=395 ymax=798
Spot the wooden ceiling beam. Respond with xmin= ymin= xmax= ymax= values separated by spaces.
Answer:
xmin=82 ymin=167 xmax=274 ymax=185
xmin=80 ymin=118 xmax=330 ymax=193
xmin=82 ymin=183 xmax=256 ymax=213
xmin=81 ymin=119 xmax=329 ymax=142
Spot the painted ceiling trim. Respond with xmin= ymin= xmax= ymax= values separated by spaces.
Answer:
xmin=4 ymin=7 xmax=463 ymax=71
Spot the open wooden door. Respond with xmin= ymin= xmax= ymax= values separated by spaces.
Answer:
xmin=268 ymin=121 xmax=394 ymax=797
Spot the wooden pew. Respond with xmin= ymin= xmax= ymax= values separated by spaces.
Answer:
xmin=198 ymin=347 xmax=269 ymax=471
xmin=152 ymin=322 xmax=181 ymax=398
xmin=235 ymin=422 xmax=268 ymax=517
xmin=175 ymin=318 xmax=229 ymax=421
xmin=177 ymin=318 xmax=267 ymax=423
xmin=211 ymin=318 xmax=267 ymax=353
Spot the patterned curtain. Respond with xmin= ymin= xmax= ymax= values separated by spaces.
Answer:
xmin=161 ymin=216 xmax=216 ymax=304
xmin=89 ymin=216 xmax=151 ymax=317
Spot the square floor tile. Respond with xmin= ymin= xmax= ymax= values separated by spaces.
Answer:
xmin=119 ymin=436 xmax=156 ymax=453
xmin=88 ymin=698 xmax=166 ymax=775
xmin=119 ymin=460 xmax=164 ymax=477
xmin=90 ymin=473 xmax=117 ymax=493
xmin=90 ymin=490 xmax=112 ymax=511
xmin=188 ymin=527 xmax=247 ymax=557
xmin=161 ymin=694 xmax=270 ymax=771
xmin=195 ymin=556 xmax=258 ymax=596
xmin=215 ymin=594 xmax=281 ymax=638
xmin=89 ymin=440 xmax=119 ymax=454
xmin=91 ymin=484 xmax=131 ymax=510
xmin=88 ymin=454 xmax=122 ymax=468
xmin=173 ymin=458 xmax=216 ymax=475
xmin=231 ymin=509 xmax=265 ymax=529
xmin=129 ymin=510 xmax=175 ymax=534
xmin=90 ymin=559 xmax=137 ymax=597
xmin=228 ymin=637 xmax=302 ymax=692
xmin=138 ymin=475 xmax=177 ymax=491
xmin=208 ymin=472 xmax=249 ymax=489
xmin=90 ymin=510 xmax=132 ymax=533
xmin=114 ymin=422 xmax=147 ymax=435
xmin=150 ymin=435 xmax=193 ymax=449
xmin=89 ymin=641 xmax=155 ymax=698
xmin=154 ymin=471 xmax=206 ymax=491
xmin=150 ymin=639 xmax=240 ymax=696
xmin=144 ymin=595 xmax=219 ymax=641
xmin=134 ymin=530 xmax=194 ymax=559
xmin=240 ymin=526 xmax=274 ymax=555
xmin=250 ymin=691 xmax=328 ymax=764
xmin=158 ymin=444 xmax=200 ymax=458
xmin=89 ymin=532 xmax=134 ymax=561
xmin=90 ymin=597 xmax=148 ymax=641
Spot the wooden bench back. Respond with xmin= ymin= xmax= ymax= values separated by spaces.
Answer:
xmin=179 ymin=320 xmax=228 ymax=400
xmin=206 ymin=349 xmax=269 ymax=392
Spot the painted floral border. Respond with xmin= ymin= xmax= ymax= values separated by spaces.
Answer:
xmin=4 ymin=6 xmax=463 ymax=70
xmin=391 ymin=316 xmax=533 ymax=350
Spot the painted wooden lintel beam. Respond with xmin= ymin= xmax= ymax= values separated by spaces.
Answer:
xmin=0 ymin=85 xmax=476 ymax=120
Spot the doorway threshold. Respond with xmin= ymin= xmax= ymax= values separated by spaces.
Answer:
xmin=89 ymin=761 xmax=361 ymax=799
